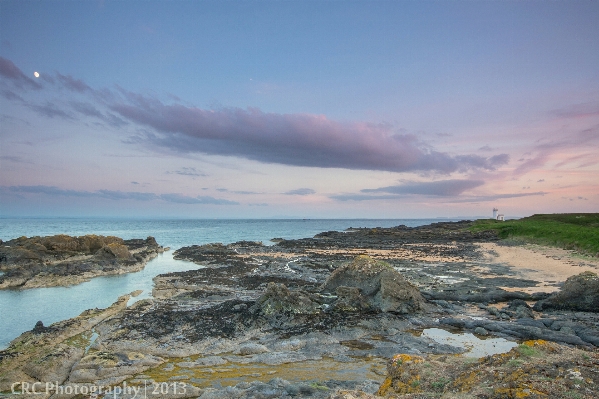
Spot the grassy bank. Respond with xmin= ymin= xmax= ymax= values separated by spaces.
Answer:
xmin=470 ymin=213 xmax=599 ymax=257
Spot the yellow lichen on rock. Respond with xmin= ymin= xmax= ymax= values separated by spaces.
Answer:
xmin=494 ymin=386 xmax=547 ymax=398
xmin=376 ymin=377 xmax=393 ymax=396
xmin=380 ymin=354 xmax=425 ymax=395
xmin=105 ymin=242 xmax=132 ymax=259
xmin=377 ymin=342 xmax=599 ymax=398
xmin=391 ymin=353 xmax=424 ymax=365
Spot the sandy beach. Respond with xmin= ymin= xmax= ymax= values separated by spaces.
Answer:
xmin=477 ymin=242 xmax=599 ymax=293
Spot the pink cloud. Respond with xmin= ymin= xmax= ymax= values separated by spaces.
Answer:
xmin=111 ymin=92 xmax=508 ymax=173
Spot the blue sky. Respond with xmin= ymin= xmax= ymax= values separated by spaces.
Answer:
xmin=1 ymin=1 xmax=598 ymax=218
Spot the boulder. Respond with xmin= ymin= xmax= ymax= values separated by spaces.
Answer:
xmin=322 ymin=255 xmax=427 ymax=314
xmin=322 ymin=255 xmax=393 ymax=296
xmin=94 ymin=243 xmax=132 ymax=260
xmin=533 ymin=271 xmax=599 ymax=312
xmin=334 ymin=286 xmax=371 ymax=312
xmin=506 ymin=299 xmax=535 ymax=319
xmin=253 ymin=282 xmax=321 ymax=316
xmin=77 ymin=235 xmax=122 ymax=253
xmin=41 ymin=235 xmax=80 ymax=252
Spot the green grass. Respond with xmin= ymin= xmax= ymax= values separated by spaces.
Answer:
xmin=516 ymin=344 xmax=540 ymax=358
xmin=470 ymin=213 xmax=599 ymax=257
xmin=431 ymin=378 xmax=452 ymax=392
xmin=506 ymin=359 xmax=523 ymax=368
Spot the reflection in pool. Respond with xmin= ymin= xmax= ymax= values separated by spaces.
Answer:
xmin=421 ymin=328 xmax=517 ymax=358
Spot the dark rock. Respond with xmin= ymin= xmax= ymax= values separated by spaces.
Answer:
xmin=531 ymin=292 xmax=552 ymax=301
xmin=334 ymin=286 xmax=371 ymax=312
xmin=577 ymin=329 xmax=599 ymax=346
xmin=32 ymin=321 xmax=46 ymax=334
xmin=486 ymin=306 xmax=500 ymax=316
xmin=515 ymin=318 xmax=547 ymax=329
xmin=507 ymin=299 xmax=535 ymax=319
xmin=253 ymin=282 xmax=321 ymax=316
xmin=549 ymin=320 xmax=578 ymax=332
xmin=94 ymin=243 xmax=132 ymax=260
xmin=321 ymin=255 xmax=427 ymax=314
xmin=440 ymin=316 xmax=594 ymax=347
xmin=533 ymin=271 xmax=599 ymax=312
xmin=123 ymin=236 xmax=159 ymax=250
xmin=474 ymin=327 xmax=488 ymax=336
xmin=423 ymin=286 xmax=531 ymax=304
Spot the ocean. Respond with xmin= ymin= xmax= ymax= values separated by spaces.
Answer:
xmin=0 ymin=218 xmax=464 ymax=349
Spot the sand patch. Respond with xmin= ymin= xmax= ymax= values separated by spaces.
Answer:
xmin=477 ymin=243 xmax=599 ymax=293
xmin=305 ymin=247 xmax=464 ymax=263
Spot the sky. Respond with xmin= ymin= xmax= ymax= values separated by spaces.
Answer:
xmin=1 ymin=0 xmax=598 ymax=219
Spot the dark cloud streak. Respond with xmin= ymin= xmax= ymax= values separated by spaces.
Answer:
xmin=444 ymin=191 xmax=547 ymax=203
xmin=332 ymin=190 xmax=547 ymax=202
xmin=0 ymin=57 xmax=42 ymax=90
xmin=361 ymin=179 xmax=485 ymax=196
xmin=166 ymin=167 xmax=206 ymax=177
xmin=27 ymin=102 xmax=75 ymax=120
xmin=1 ymin=185 xmax=238 ymax=205
xmin=284 ymin=188 xmax=316 ymax=196
xmin=159 ymin=193 xmax=238 ymax=205
xmin=112 ymin=98 xmax=509 ymax=173
xmin=55 ymin=73 xmax=92 ymax=93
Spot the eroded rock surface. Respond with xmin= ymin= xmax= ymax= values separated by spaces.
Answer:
xmin=0 ymin=235 xmax=166 ymax=289
xmin=1 ymin=221 xmax=598 ymax=398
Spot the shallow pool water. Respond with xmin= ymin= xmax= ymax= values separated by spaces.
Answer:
xmin=0 ymin=251 xmax=201 ymax=349
xmin=421 ymin=327 xmax=517 ymax=358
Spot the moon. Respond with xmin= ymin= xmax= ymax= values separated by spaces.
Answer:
xmin=34 ymin=72 xmax=39 ymax=78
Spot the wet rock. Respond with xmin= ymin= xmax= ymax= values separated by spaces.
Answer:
xmin=474 ymin=326 xmax=488 ymax=336
xmin=507 ymin=299 xmax=535 ymax=319
xmin=534 ymin=271 xmax=599 ymax=312
xmin=322 ymin=255 xmax=427 ymax=314
xmin=439 ymin=317 xmax=593 ymax=347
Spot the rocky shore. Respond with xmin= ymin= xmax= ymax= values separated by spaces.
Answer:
xmin=1 ymin=221 xmax=598 ymax=398
xmin=0 ymin=235 xmax=166 ymax=289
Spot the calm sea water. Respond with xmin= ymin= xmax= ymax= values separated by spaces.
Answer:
xmin=0 ymin=218 xmax=463 ymax=349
